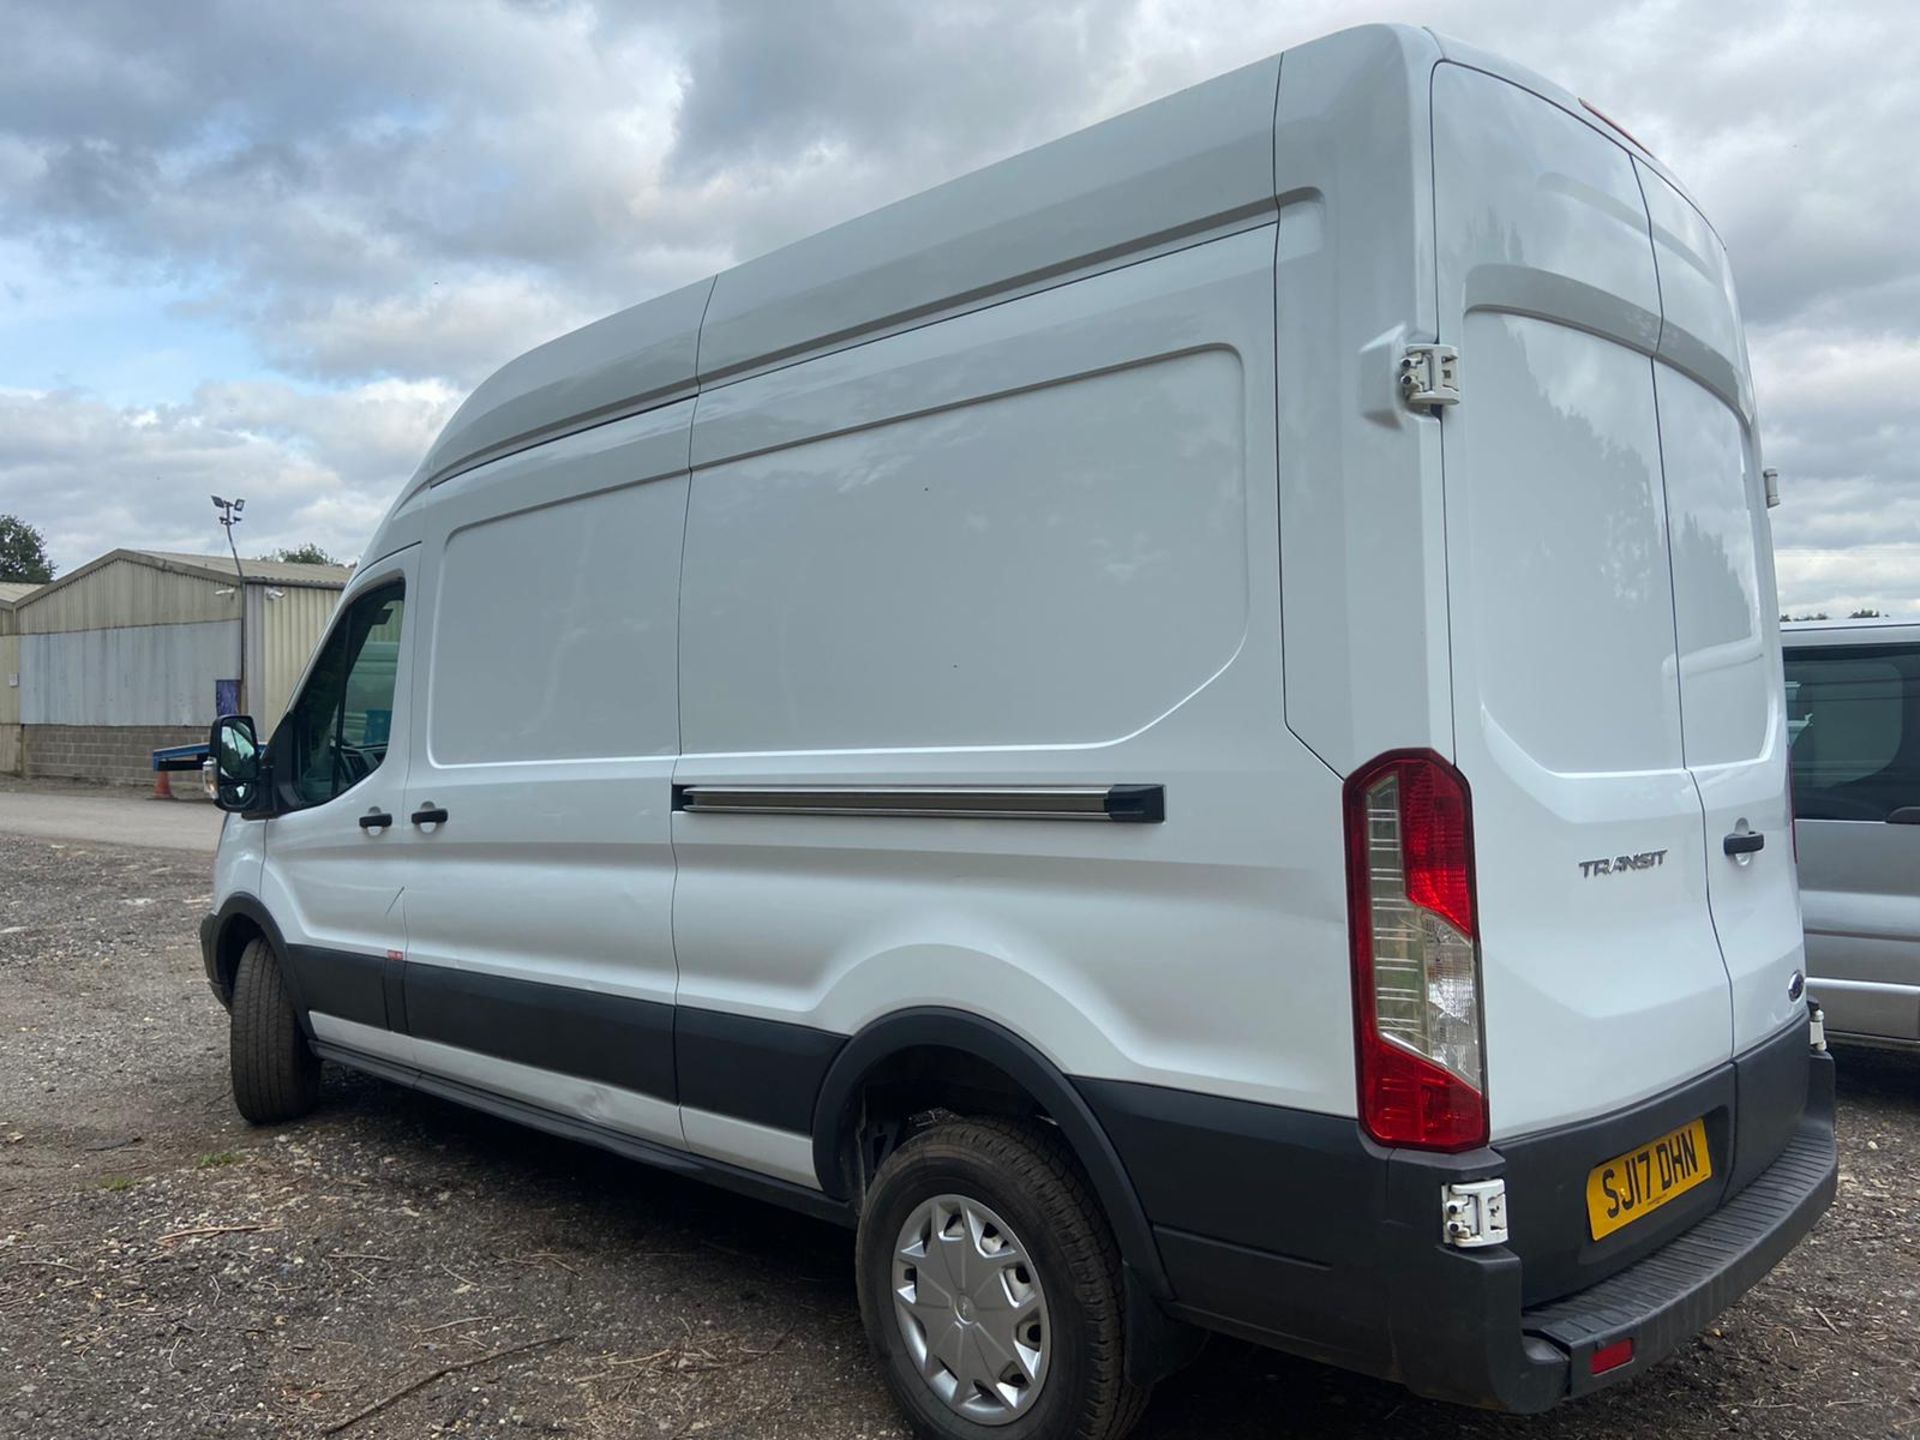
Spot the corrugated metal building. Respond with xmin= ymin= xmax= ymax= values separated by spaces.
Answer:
xmin=0 ymin=581 xmax=40 ymax=775
xmin=11 ymin=550 xmax=350 ymax=784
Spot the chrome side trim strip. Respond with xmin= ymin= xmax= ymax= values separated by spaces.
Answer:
xmin=672 ymin=783 xmax=1165 ymax=824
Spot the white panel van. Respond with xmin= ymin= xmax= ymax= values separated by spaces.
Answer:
xmin=198 ymin=25 xmax=1834 ymax=1438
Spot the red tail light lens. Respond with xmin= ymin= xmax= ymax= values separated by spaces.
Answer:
xmin=1344 ymin=751 xmax=1488 ymax=1152
xmin=1401 ymin=759 xmax=1474 ymax=934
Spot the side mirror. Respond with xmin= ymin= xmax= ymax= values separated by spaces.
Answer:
xmin=210 ymin=714 xmax=262 ymax=813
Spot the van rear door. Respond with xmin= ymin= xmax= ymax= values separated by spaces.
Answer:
xmin=1641 ymin=168 xmax=1805 ymax=1054
xmin=1431 ymin=65 xmax=1733 ymax=1137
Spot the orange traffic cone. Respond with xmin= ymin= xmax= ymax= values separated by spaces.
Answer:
xmin=151 ymin=769 xmax=171 ymax=800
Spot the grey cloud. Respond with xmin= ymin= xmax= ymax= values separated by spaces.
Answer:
xmin=193 ymin=377 xmax=463 ymax=487
xmin=6 ymin=0 xmax=1916 ymax=355
xmin=0 ymin=382 xmax=455 ymax=571
xmin=0 ymin=0 xmax=1915 ymax=610
xmin=669 ymin=1 xmax=1138 ymax=178
xmin=0 ymin=0 xmax=704 ymax=381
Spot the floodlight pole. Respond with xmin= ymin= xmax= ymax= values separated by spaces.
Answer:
xmin=213 ymin=496 xmax=246 ymax=713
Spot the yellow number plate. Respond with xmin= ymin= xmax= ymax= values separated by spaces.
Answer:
xmin=1586 ymin=1118 xmax=1712 ymax=1241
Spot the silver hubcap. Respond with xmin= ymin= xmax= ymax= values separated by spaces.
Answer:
xmin=892 ymin=1193 xmax=1050 ymax=1424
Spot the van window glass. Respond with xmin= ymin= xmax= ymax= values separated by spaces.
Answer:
xmin=428 ymin=478 xmax=683 ymax=765
xmin=283 ymin=582 xmax=406 ymax=806
xmin=1784 ymin=644 xmax=1920 ymax=821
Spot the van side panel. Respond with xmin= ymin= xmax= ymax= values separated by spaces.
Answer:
xmin=1271 ymin=24 xmax=1450 ymax=776
xmin=683 ymin=348 xmax=1244 ymax=752
xmin=674 ymin=228 xmax=1355 ymax=1115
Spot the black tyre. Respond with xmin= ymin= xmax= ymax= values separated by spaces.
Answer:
xmin=229 ymin=936 xmax=321 ymax=1124
xmin=856 ymin=1116 xmax=1149 ymax=1440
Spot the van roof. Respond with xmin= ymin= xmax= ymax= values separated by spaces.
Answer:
xmin=400 ymin=22 xmax=1703 ymax=512
xmin=410 ymin=35 xmax=1297 ymax=497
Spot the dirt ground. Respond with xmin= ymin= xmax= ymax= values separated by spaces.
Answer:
xmin=1 ymin=825 xmax=1915 ymax=1439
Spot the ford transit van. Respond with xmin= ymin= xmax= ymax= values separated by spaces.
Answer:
xmin=198 ymin=25 xmax=1834 ymax=1439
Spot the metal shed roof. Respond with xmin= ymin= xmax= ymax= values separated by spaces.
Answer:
xmin=0 ymin=581 xmax=40 ymax=607
xmin=135 ymin=550 xmax=354 ymax=587
xmin=19 ymin=549 xmax=353 ymax=608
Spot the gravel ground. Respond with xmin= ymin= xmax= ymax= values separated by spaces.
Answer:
xmin=1 ymin=826 xmax=1915 ymax=1438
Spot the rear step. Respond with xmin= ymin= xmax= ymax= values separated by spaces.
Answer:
xmin=1521 ymin=1072 xmax=1836 ymax=1398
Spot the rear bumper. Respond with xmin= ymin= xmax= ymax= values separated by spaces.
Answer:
xmin=1080 ymin=1026 xmax=1836 ymax=1412
xmin=1517 ymin=1076 xmax=1833 ymax=1403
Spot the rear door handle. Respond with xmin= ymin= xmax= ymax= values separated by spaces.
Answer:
xmin=358 ymin=810 xmax=393 ymax=831
xmin=410 ymin=805 xmax=449 ymax=827
xmin=1723 ymin=830 xmax=1765 ymax=856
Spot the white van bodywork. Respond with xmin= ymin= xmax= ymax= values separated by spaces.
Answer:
xmin=201 ymin=25 xmax=1833 ymax=1424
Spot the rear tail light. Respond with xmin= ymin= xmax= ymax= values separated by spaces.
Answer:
xmin=1344 ymin=751 xmax=1488 ymax=1152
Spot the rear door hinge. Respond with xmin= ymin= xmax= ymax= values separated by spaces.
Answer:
xmin=1400 ymin=343 xmax=1460 ymax=411
xmin=1442 ymin=1178 xmax=1508 ymax=1248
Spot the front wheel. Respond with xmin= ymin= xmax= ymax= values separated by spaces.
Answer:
xmin=855 ymin=1117 xmax=1149 ymax=1440
xmin=229 ymin=936 xmax=321 ymax=1124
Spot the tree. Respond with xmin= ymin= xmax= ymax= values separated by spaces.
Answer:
xmin=0 ymin=516 xmax=54 ymax=584
xmin=1849 ymin=608 xmax=1883 ymax=619
xmin=269 ymin=543 xmax=340 ymax=566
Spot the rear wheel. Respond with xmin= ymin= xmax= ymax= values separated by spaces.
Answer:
xmin=856 ymin=1117 xmax=1149 ymax=1440
xmin=229 ymin=937 xmax=320 ymax=1124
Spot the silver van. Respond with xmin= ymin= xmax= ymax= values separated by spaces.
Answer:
xmin=1786 ymin=620 xmax=1920 ymax=1046
xmin=197 ymin=26 xmax=1834 ymax=1438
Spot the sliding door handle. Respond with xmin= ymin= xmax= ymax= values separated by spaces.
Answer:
xmin=1723 ymin=830 xmax=1764 ymax=857
xmin=358 ymin=810 xmax=393 ymax=830
xmin=410 ymin=805 xmax=449 ymax=827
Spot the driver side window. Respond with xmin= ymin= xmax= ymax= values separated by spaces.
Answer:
xmin=283 ymin=582 xmax=405 ymax=807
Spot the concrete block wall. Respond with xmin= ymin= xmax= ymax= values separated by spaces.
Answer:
xmin=22 ymin=724 xmax=205 ymax=788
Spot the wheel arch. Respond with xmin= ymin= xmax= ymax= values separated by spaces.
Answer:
xmin=811 ymin=1006 xmax=1171 ymax=1300
xmin=209 ymin=895 xmax=302 ymax=1014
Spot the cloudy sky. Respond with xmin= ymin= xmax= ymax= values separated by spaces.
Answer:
xmin=1 ymin=0 xmax=1914 ymax=615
